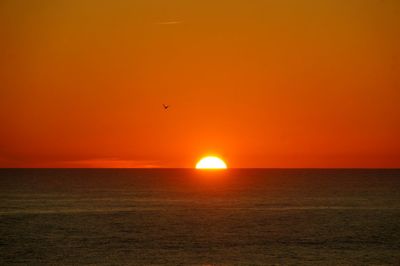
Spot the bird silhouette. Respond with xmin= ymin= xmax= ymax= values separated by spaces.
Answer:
xmin=162 ymin=104 xmax=169 ymax=110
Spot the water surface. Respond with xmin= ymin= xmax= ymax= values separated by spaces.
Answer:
xmin=0 ymin=169 xmax=399 ymax=265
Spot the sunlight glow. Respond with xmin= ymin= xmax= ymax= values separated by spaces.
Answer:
xmin=195 ymin=156 xmax=227 ymax=169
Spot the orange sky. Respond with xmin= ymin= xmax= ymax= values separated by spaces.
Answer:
xmin=0 ymin=0 xmax=399 ymax=168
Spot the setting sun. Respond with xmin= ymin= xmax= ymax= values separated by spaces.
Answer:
xmin=195 ymin=156 xmax=227 ymax=169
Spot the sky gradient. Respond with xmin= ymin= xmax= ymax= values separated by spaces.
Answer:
xmin=0 ymin=0 xmax=399 ymax=168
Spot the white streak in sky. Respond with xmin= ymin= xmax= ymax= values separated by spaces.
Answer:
xmin=155 ymin=21 xmax=183 ymax=25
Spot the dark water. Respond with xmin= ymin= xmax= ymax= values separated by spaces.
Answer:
xmin=0 ymin=169 xmax=400 ymax=265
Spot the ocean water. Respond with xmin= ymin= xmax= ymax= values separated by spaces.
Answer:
xmin=0 ymin=169 xmax=399 ymax=265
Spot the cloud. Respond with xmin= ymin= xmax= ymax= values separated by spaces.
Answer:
xmin=59 ymin=158 xmax=161 ymax=168
xmin=0 ymin=156 xmax=161 ymax=168
xmin=0 ymin=156 xmax=13 ymax=167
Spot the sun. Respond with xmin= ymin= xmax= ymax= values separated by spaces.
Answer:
xmin=195 ymin=156 xmax=227 ymax=169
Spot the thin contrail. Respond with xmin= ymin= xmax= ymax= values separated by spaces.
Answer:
xmin=155 ymin=21 xmax=183 ymax=25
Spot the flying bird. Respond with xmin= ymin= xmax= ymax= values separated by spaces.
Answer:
xmin=162 ymin=104 xmax=169 ymax=110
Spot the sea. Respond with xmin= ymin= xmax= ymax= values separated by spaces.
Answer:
xmin=0 ymin=169 xmax=399 ymax=265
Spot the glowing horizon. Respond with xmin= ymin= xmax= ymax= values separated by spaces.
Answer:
xmin=196 ymin=156 xmax=228 ymax=170
xmin=0 ymin=0 xmax=399 ymax=168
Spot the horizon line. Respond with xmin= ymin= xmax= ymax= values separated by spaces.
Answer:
xmin=0 ymin=167 xmax=399 ymax=170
